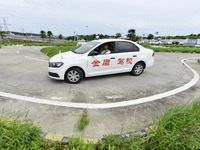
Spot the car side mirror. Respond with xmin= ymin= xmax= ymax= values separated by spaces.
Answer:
xmin=90 ymin=50 xmax=99 ymax=56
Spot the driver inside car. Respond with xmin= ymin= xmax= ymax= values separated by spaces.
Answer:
xmin=100 ymin=44 xmax=111 ymax=55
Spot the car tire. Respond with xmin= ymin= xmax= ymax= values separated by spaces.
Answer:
xmin=65 ymin=68 xmax=83 ymax=84
xmin=131 ymin=62 xmax=144 ymax=76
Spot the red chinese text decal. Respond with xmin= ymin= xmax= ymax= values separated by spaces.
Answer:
xmin=117 ymin=58 xmax=125 ymax=65
xmin=92 ymin=58 xmax=133 ymax=67
xmin=91 ymin=59 xmax=101 ymax=67
xmin=102 ymin=59 xmax=111 ymax=66
xmin=126 ymin=58 xmax=132 ymax=64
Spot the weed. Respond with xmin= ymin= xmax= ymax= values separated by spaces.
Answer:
xmin=198 ymin=59 xmax=200 ymax=63
xmin=75 ymin=111 xmax=90 ymax=131
xmin=0 ymin=112 xmax=47 ymax=149
xmin=144 ymin=100 xmax=200 ymax=149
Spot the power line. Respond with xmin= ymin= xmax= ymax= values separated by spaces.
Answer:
xmin=0 ymin=17 xmax=11 ymax=34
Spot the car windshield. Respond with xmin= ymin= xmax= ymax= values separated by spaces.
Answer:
xmin=73 ymin=41 xmax=100 ymax=54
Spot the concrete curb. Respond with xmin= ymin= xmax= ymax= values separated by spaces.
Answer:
xmin=0 ymin=117 xmax=154 ymax=144
xmin=38 ymin=127 xmax=150 ymax=144
xmin=38 ymin=132 xmax=99 ymax=144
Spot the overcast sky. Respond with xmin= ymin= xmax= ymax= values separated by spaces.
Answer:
xmin=0 ymin=0 xmax=200 ymax=36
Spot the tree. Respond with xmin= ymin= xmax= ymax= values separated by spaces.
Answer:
xmin=58 ymin=34 xmax=63 ymax=39
xmin=91 ymin=34 xmax=96 ymax=40
xmin=133 ymin=36 xmax=139 ymax=42
xmin=128 ymin=29 xmax=136 ymax=40
xmin=147 ymin=34 xmax=154 ymax=40
xmin=0 ymin=31 xmax=5 ymax=43
xmin=40 ymin=30 xmax=46 ymax=40
xmin=115 ymin=33 xmax=121 ymax=38
xmin=47 ymin=31 xmax=53 ymax=42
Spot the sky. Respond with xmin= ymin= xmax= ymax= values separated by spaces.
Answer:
xmin=0 ymin=0 xmax=200 ymax=37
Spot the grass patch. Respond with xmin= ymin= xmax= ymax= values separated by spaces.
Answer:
xmin=0 ymin=111 xmax=93 ymax=149
xmin=0 ymin=112 xmax=46 ymax=149
xmin=140 ymin=43 xmax=200 ymax=53
xmin=75 ymin=111 xmax=90 ymax=131
xmin=24 ymin=42 xmax=77 ymax=47
xmin=1 ymin=99 xmax=200 ymax=149
xmin=140 ymin=43 xmax=196 ymax=48
xmin=152 ymin=47 xmax=200 ymax=53
xmin=0 ymin=42 xmax=77 ymax=47
xmin=40 ymin=46 xmax=78 ymax=57
xmin=144 ymin=100 xmax=200 ymax=149
xmin=198 ymin=59 xmax=200 ymax=63
xmin=0 ymin=42 xmax=27 ymax=46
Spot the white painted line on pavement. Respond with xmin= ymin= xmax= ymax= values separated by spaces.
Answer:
xmin=0 ymin=58 xmax=199 ymax=109
xmin=0 ymin=50 xmax=20 ymax=54
xmin=25 ymin=56 xmax=48 ymax=62
xmin=0 ymin=50 xmax=7 ymax=53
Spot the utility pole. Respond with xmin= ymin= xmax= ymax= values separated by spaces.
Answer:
xmin=155 ymin=31 xmax=159 ymax=40
xmin=85 ymin=26 xmax=88 ymax=41
xmin=21 ymin=28 xmax=24 ymax=34
xmin=1 ymin=17 xmax=10 ymax=34
xmin=142 ymin=33 xmax=145 ymax=40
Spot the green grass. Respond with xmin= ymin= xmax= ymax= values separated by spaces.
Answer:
xmin=0 ymin=42 xmax=77 ymax=47
xmin=1 ymin=99 xmax=200 ymax=149
xmin=0 ymin=112 xmax=93 ymax=149
xmin=150 ymin=44 xmax=195 ymax=48
xmin=24 ymin=42 xmax=77 ymax=47
xmin=40 ymin=46 xmax=78 ymax=57
xmin=145 ymin=100 xmax=200 ymax=149
xmin=140 ymin=43 xmax=200 ymax=53
xmin=75 ymin=111 xmax=90 ymax=131
xmin=152 ymin=47 xmax=200 ymax=53
xmin=198 ymin=59 xmax=200 ymax=63
xmin=0 ymin=112 xmax=46 ymax=149
xmin=0 ymin=42 xmax=27 ymax=46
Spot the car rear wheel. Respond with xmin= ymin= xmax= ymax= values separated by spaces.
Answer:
xmin=65 ymin=68 xmax=83 ymax=84
xmin=131 ymin=62 xmax=144 ymax=76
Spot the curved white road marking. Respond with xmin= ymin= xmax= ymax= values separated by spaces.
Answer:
xmin=0 ymin=50 xmax=19 ymax=54
xmin=0 ymin=50 xmax=7 ymax=53
xmin=0 ymin=58 xmax=199 ymax=109
xmin=25 ymin=56 xmax=48 ymax=62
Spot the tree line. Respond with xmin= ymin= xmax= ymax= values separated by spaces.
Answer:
xmin=40 ymin=30 xmax=63 ymax=42
xmin=1 ymin=29 xmax=200 ymax=43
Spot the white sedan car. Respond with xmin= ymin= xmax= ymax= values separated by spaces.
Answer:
xmin=48 ymin=39 xmax=154 ymax=84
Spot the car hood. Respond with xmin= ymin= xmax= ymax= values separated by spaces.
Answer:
xmin=49 ymin=51 xmax=82 ymax=62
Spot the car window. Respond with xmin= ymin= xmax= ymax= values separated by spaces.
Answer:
xmin=117 ymin=41 xmax=139 ymax=53
xmin=73 ymin=41 xmax=100 ymax=54
xmin=89 ymin=42 xmax=115 ymax=56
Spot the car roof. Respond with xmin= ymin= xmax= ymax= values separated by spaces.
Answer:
xmin=92 ymin=39 xmax=133 ymax=43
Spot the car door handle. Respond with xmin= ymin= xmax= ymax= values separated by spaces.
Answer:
xmin=133 ymin=55 xmax=137 ymax=57
xmin=110 ymin=57 xmax=115 ymax=59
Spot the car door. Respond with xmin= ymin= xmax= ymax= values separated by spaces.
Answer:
xmin=114 ymin=41 xmax=140 ymax=73
xmin=87 ymin=48 xmax=116 ymax=77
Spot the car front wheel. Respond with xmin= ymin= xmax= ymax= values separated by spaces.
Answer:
xmin=131 ymin=62 xmax=144 ymax=76
xmin=65 ymin=68 xmax=83 ymax=84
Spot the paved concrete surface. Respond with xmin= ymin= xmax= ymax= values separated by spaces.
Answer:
xmin=0 ymin=45 xmax=200 ymax=138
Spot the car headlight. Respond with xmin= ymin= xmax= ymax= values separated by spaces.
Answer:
xmin=49 ymin=62 xmax=64 ymax=68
